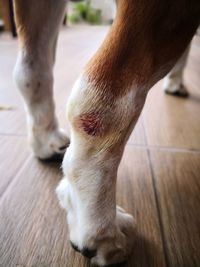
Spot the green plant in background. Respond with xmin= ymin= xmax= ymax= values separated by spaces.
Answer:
xmin=69 ymin=0 xmax=102 ymax=25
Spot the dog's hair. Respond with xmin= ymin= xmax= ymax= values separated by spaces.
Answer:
xmin=13 ymin=0 xmax=200 ymax=266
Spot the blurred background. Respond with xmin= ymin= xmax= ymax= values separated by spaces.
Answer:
xmin=0 ymin=0 xmax=116 ymax=37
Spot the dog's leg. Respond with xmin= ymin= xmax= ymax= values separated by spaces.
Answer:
xmin=56 ymin=1 xmax=200 ymax=265
xmin=56 ymin=76 xmax=142 ymax=266
xmin=163 ymin=46 xmax=190 ymax=97
xmin=13 ymin=0 xmax=69 ymax=159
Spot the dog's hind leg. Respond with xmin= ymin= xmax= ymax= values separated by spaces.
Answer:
xmin=163 ymin=45 xmax=190 ymax=97
xmin=13 ymin=0 xmax=69 ymax=159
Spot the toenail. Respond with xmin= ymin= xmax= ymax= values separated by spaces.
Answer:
xmin=59 ymin=145 xmax=68 ymax=150
xmin=70 ymin=241 xmax=80 ymax=253
xmin=39 ymin=153 xmax=64 ymax=163
xmin=81 ymin=247 xmax=97 ymax=259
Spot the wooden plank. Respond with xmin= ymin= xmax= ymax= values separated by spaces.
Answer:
xmin=0 ymin=110 xmax=26 ymax=135
xmin=0 ymin=146 xmax=166 ymax=267
xmin=0 ymin=158 xmax=74 ymax=267
xmin=0 ymin=136 xmax=29 ymax=196
xmin=143 ymin=36 xmax=200 ymax=150
xmin=117 ymin=146 xmax=166 ymax=267
xmin=150 ymin=150 xmax=200 ymax=267
xmin=143 ymin=80 xmax=200 ymax=150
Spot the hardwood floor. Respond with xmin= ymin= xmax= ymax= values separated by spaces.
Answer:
xmin=151 ymin=150 xmax=200 ymax=267
xmin=0 ymin=26 xmax=200 ymax=267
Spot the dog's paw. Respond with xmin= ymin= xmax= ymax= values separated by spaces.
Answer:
xmin=163 ymin=77 xmax=188 ymax=97
xmin=70 ymin=206 xmax=136 ymax=267
xmin=56 ymin=177 xmax=136 ymax=266
xmin=56 ymin=178 xmax=71 ymax=210
xmin=30 ymin=127 xmax=70 ymax=160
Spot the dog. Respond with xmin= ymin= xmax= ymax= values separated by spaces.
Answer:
xmin=164 ymin=27 xmax=200 ymax=96
xmin=13 ymin=0 xmax=200 ymax=266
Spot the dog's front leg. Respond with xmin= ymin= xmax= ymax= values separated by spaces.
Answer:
xmin=56 ymin=76 xmax=147 ymax=266
xmin=57 ymin=147 xmax=135 ymax=266
xmin=56 ymin=1 xmax=200 ymax=265
xmin=13 ymin=0 xmax=69 ymax=159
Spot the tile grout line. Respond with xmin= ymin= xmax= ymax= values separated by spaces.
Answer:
xmin=141 ymin=115 xmax=170 ymax=267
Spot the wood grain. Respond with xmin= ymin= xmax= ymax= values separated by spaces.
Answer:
xmin=0 ymin=158 xmax=71 ymax=267
xmin=150 ymin=150 xmax=200 ymax=267
xmin=0 ymin=136 xmax=29 ymax=196
xmin=143 ymin=36 xmax=200 ymax=150
xmin=117 ymin=147 xmax=166 ymax=267
xmin=0 ymin=147 xmax=166 ymax=267
xmin=0 ymin=110 xmax=26 ymax=135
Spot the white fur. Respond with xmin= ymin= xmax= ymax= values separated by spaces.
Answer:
xmin=163 ymin=46 xmax=190 ymax=95
xmin=13 ymin=0 xmax=69 ymax=159
xmin=56 ymin=74 xmax=140 ymax=265
xmin=14 ymin=51 xmax=69 ymax=159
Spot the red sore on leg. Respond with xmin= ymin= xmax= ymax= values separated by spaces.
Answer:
xmin=78 ymin=112 xmax=104 ymax=136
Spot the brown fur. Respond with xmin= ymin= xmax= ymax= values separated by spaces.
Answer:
xmin=86 ymin=0 xmax=200 ymax=97
xmin=13 ymin=0 xmax=65 ymax=54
